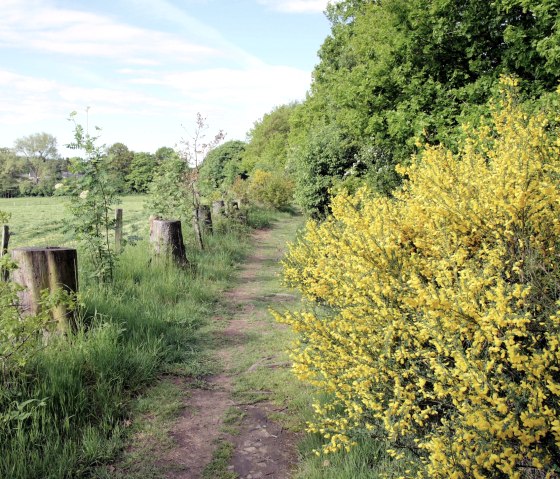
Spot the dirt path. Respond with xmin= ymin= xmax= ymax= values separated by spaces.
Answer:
xmin=163 ymin=220 xmax=302 ymax=479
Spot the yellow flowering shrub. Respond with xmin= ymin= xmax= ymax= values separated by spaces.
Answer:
xmin=275 ymin=81 xmax=560 ymax=478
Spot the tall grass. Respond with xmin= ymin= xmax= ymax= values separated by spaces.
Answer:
xmin=0 ymin=216 xmax=252 ymax=478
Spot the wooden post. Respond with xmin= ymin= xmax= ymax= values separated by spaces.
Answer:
xmin=11 ymin=247 xmax=78 ymax=332
xmin=149 ymin=219 xmax=188 ymax=267
xmin=115 ymin=208 xmax=123 ymax=253
xmin=198 ymin=205 xmax=213 ymax=235
xmin=212 ymin=200 xmax=225 ymax=216
xmin=1 ymin=225 xmax=9 ymax=281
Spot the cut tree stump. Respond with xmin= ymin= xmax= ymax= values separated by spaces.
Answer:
xmin=212 ymin=200 xmax=225 ymax=216
xmin=149 ymin=219 xmax=188 ymax=267
xmin=198 ymin=205 xmax=213 ymax=234
xmin=11 ymin=247 xmax=78 ymax=332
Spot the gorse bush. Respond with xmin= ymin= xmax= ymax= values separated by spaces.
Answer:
xmin=276 ymin=80 xmax=560 ymax=478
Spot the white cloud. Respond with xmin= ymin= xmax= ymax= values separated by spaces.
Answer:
xmin=0 ymin=0 xmax=219 ymax=64
xmin=0 ymin=1 xmax=315 ymax=151
xmin=257 ymin=0 xmax=332 ymax=13
xmin=0 ymin=62 xmax=311 ymax=150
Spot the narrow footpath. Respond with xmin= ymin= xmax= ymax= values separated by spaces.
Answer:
xmin=163 ymin=216 xmax=304 ymax=479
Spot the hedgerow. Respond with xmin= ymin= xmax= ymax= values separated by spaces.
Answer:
xmin=276 ymin=79 xmax=560 ymax=478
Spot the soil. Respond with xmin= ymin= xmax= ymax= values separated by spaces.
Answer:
xmin=163 ymin=226 xmax=300 ymax=479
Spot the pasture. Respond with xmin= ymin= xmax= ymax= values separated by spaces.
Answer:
xmin=0 ymin=195 xmax=148 ymax=247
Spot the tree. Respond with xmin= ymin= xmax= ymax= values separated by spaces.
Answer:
xmin=242 ymin=103 xmax=297 ymax=174
xmin=106 ymin=142 xmax=134 ymax=193
xmin=126 ymin=152 xmax=157 ymax=193
xmin=178 ymin=113 xmax=225 ymax=249
xmin=66 ymin=114 xmax=120 ymax=282
xmin=198 ymin=140 xmax=246 ymax=197
xmin=0 ymin=148 xmax=22 ymax=197
xmin=148 ymin=115 xmax=224 ymax=250
xmin=13 ymin=132 xmax=59 ymax=186
xmin=154 ymin=146 xmax=177 ymax=165
xmin=289 ymin=0 xmax=560 ymax=215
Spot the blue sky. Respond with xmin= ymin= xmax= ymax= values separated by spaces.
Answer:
xmin=0 ymin=0 xmax=332 ymax=155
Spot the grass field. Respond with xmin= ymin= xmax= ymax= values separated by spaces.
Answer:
xmin=0 ymin=195 xmax=148 ymax=248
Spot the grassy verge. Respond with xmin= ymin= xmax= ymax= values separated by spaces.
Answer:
xmin=0 ymin=208 xmax=276 ymax=479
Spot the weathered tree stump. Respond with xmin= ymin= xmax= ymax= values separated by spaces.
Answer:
xmin=198 ymin=205 xmax=213 ymax=235
xmin=149 ymin=219 xmax=187 ymax=267
xmin=212 ymin=200 xmax=225 ymax=216
xmin=11 ymin=247 xmax=78 ymax=332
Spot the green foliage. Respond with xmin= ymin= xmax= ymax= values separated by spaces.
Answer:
xmin=126 ymin=152 xmax=157 ymax=193
xmin=290 ymin=0 xmax=560 ymax=215
xmin=242 ymin=103 xmax=297 ymax=173
xmin=0 ymin=148 xmax=23 ymax=197
xmin=198 ymin=140 xmax=246 ymax=197
xmin=9 ymin=133 xmax=66 ymax=197
xmin=247 ymin=169 xmax=294 ymax=210
xmin=290 ymin=122 xmax=356 ymax=218
xmin=0 ymin=208 xmax=11 ymax=225
xmin=0 ymin=258 xmax=51 ymax=374
xmin=65 ymin=113 xmax=120 ymax=283
xmin=105 ymin=143 xmax=134 ymax=193
xmin=146 ymin=150 xmax=189 ymax=220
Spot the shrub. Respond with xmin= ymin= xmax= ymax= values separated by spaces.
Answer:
xmin=248 ymin=169 xmax=294 ymax=210
xmin=276 ymin=79 xmax=560 ymax=478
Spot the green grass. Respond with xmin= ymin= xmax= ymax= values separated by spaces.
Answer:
xmin=0 ymin=195 xmax=147 ymax=247
xmin=201 ymin=441 xmax=237 ymax=479
xmin=0 ymin=204 xmax=254 ymax=479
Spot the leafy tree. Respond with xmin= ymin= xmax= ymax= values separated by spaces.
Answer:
xmin=13 ymin=132 xmax=59 ymax=188
xmin=242 ymin=103 xmax=297 ymax=173
xmin=247 ymin=169 xmax=294 ymax=210
xmin=198 ymin=140 xmax=246 ymax=197
xmin=290 ymin=0 xmax=560 ymax=215
xmin=106 ymin=142 xmax=134 ymax=193
xmin=148 ymin=114 xmax=224 ymax=250
xmin=126 ymin=152 xmax=157 ymax=193
xmin=146 ymin=152 xmax=189 ymax=220
xmin=291 ymin=122 xmax=356 ymax=218
xmin=154 ymin=146 xmax=177 ymax=165
xmin=0 ymin=148 xmax=22 ymax=197
xmin=177 ymin=113 xmax=225 ymax=249
xmin=66 ymin=115 xmax=120 ymax=283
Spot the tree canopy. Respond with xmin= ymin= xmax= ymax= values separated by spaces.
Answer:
xmin=289 ymin=0 xmax=560 ymax=216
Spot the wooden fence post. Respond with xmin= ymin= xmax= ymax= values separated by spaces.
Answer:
xmin=115 ymin=208 xmax=123 ymax=253
xmin=198 ymin=205 xmax=213 ymax=235
xmin=212 ymin=200 xmax=225 ymax=216
xmin=1 ymin=225 xmax=9 ymax=281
